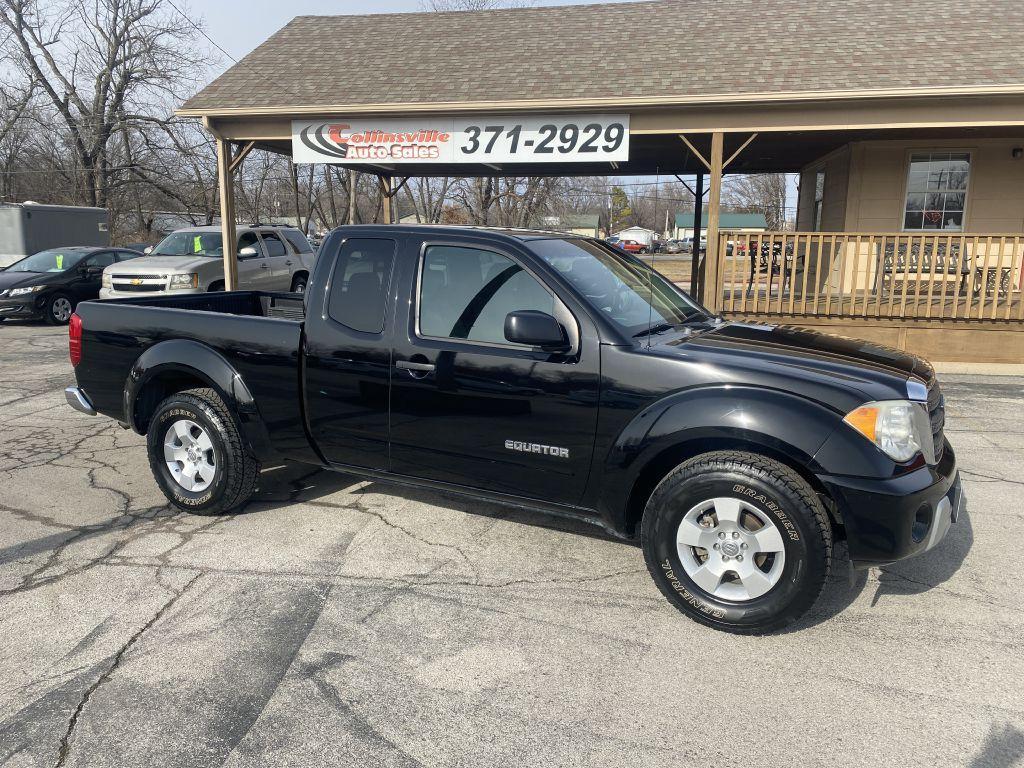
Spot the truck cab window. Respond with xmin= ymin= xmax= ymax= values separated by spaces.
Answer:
xmin=327 ymin=238 xmax=396 ymax=333
xmin=418 ymin=245 xmax=553 ymax=345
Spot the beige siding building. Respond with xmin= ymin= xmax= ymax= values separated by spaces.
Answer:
xmin=798 ymin=140 xmax=1024 ymax=234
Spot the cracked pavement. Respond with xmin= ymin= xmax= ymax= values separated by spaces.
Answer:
xmin=0 ymin=322 xmax=1022 ymax=768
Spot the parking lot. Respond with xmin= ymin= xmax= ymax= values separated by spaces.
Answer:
xmin=1 ymin=322 xmax=1022 ymax=768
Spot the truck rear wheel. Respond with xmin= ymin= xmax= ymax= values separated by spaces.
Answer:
xmin=146 ymin=388 xmax=260 ymax=515
xmin=641 ymin=450 xmax=831 ymax=634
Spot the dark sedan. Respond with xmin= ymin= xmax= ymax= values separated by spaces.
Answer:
xmin=0 ymin=246 xmax=143 ymax=325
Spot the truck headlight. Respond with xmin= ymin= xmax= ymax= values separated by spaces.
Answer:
xmin=169 ymin=273 xmax=199 ymax=290
xmin=844 ymin=400 xmax=933 ymax=463
xmin=9 ymin=285 xmax=44 ymax=296
xmin=101 ymin=273 xmax=112 ymax=289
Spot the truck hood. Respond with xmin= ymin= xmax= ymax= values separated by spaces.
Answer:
xmin=108 ymin=255 xmax=217 ymax=274
xmin=654 ymin=321 xmax=932 ymax=404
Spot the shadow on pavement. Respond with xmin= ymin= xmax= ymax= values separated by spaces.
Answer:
xmin=872 ymin=505 xmax=974 ymax=606
xmin=357 ymin=479 xmax=624 ymax=543
xmin=968 ymin=722 xmax=1024 ymax=768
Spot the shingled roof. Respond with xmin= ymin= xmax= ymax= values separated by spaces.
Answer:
xmin=180 ymin=0 xmax=1024 ymax=115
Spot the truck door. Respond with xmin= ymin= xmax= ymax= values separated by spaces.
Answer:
xmin=388 ymin=236 xmax=600 ymax=506
xmin=303 ymin=235 xmax=398 ymax=469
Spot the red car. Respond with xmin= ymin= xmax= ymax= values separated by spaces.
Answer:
xmin=614 ymin=238 xmax=647 ymax=254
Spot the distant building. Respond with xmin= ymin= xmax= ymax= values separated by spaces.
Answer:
xmin=533 ymin=213 xmax=601 ymax=237
xmin=674 ymin=212 xmax=767 ymax=241
xmin=612 ymin=226 xmax=658 ymax=245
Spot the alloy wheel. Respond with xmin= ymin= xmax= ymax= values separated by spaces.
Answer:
xmin=163 ymin=419 xmax=217 ymax=492
xmin=675 ymin=496 xmax=787 ymax=601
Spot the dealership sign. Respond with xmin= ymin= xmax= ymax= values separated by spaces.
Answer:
xmin=292 ymin=115 xmax=629 ymax=165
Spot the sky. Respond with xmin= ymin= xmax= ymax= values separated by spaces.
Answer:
xmin=197 ymin=0 xmax=628 ymax=65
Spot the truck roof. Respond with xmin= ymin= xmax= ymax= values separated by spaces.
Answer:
xmin=336 ymin=224 xmax=588 ymax=242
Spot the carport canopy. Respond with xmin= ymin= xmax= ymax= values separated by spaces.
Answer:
xmin=178 ymin=0 xmax=1024 ymax=302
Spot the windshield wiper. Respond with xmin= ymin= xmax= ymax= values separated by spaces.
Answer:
xmin=633 ymin=323 xmax=677 ymax=338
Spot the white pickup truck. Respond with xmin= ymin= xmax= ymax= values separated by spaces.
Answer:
xmin=100 ymin=225 xmax=316 ymax=298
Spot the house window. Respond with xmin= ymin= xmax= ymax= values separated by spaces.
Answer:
xmin=903 ymin=152 xmax=970 ymax=231
xmin=812 ymin=170 xmax=825 ymax=231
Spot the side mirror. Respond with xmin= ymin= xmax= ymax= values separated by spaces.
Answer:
xmin=238 ymin=246 xmax=258 ymax=259
xmin=504 ymin=310 xmax=570 ymax=352
xmin=144 ymin=246 xmax=153 ymax=254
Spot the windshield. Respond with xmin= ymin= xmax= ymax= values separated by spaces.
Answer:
xmin=529 ymin=238 xmax=707 ymax=336
xmin=6 ymin=249 xmax=87 ymax=273
xmin=152 ymin=231 xmax=224 ymax=257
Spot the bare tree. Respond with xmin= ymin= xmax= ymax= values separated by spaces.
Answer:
xmin=0 ymin=0 xmax=209 ymax=208
xmin=723 ymin=174 xmax=789 ymax=230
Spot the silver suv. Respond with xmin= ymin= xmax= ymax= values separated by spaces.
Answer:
xmin=100 ymin=225 xmax=316 ymax=298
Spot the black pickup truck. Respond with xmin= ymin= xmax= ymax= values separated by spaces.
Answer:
xmin=66 ymin=225 xmax=962 ymax=633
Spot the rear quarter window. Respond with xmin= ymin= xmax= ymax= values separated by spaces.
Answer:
xmin=283 ymin=229 xmax=314 ymax=253
xmin=326 ymin=238 xmax=396 ymax=334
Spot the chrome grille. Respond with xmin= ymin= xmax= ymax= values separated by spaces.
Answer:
xmin=110 ymin=273 xmax=168 ymax=293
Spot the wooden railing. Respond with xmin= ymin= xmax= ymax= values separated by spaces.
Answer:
xmin=717 ymin=231 xmax=1024 ymax=322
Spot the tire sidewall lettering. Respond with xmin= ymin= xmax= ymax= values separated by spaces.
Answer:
xmin=646 ymin=465 xmax=818 ymax=628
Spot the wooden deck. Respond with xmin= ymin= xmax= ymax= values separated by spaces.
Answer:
xmin=719 ymin=287 xmax=1024 ymax=322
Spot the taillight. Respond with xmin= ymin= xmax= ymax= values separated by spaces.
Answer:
xmin=69 ymin=313 xmax=83 ymax=366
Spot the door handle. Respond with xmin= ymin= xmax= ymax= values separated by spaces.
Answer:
xmin=395 ymin=360 xmax=435 ymax=373
xmin=260 ymin=263 xmax=269 ymax=269
xmin=285 ymin=260 xmax=293 ymax=266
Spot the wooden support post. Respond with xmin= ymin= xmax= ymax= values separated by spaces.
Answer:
xmin=704 ymin=132 xmax=725 ymax=313
xmin=381 ymin=175 xmax=393 ymax=224
xmin=215 ymin=138 xmax=239 ymax=291
xmin=690 ymin=172 xmax=703 ymax=298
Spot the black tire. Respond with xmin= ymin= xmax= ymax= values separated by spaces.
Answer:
xmin=641 ymin=450 xmax=832 ymax=634
xmin=146 ymin=387 xmax=260 ymax=515
xmin=290 ymin=274 xmax=308 ymax=293
xmin=44 ymin=293 xmax=74 ymax=325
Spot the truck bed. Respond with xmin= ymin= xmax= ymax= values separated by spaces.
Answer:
xmin=72 ymin=291 xmax=311 ymax=460
xmin=97 ymin=290 xmax=305 ymax=321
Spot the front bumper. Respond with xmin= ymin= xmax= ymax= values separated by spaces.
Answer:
xmin=820 ymin=442 xmax=963 ymax=568
xmin=0 ymin=295 xmax=44 ymax=319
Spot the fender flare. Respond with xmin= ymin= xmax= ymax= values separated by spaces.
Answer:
xmin=597 ymin=385 xmax=844 ymax=534
xmin=124 ymin=339 xmax=275 ymax=460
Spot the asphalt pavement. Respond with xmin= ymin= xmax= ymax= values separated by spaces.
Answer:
xmin=1 ymin=322 xmax=1022 ymax=767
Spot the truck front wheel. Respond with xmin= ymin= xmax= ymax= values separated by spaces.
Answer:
xmin=146 ymin=388 xmax=260 ymax=515
xmin=641 ymin=450 xmax=832 ymax=634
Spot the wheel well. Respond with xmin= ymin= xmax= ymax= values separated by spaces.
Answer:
xmin=207 ymin=280 xmax=224 ymax=292
xmin=290 ymin=271 xmax=308 ymax=287
xmin=133 ymin=370 xmax=212 ymax=434
xmin=623 ymin=437 xmax=840 ymax=538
